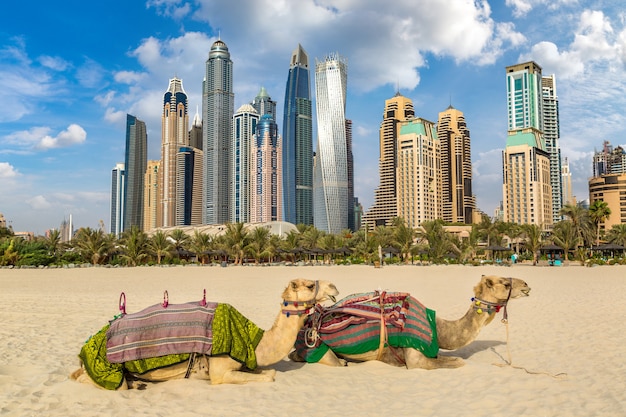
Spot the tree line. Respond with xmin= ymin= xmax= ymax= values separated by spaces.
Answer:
xmin=1 ymin=202 xmax=624 ymax=267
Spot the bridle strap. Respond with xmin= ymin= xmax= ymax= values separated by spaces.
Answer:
xmin=473 ymin=277 xmax=513 ymax=321
xmin=282 ymin=280 xmax=319 ymax=317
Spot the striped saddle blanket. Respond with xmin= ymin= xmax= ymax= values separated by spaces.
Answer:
xmin=106 ymin=301 xmax=219 ymax=363
xmin=294 ymin=291 xmax=439 ymax=363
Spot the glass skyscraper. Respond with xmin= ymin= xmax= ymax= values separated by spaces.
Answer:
xmin=123 ymin=114 xmax=147 ymax=231
xmin=202 ymin=39 xmax=234 ymax=224
xmin=231 ymin=104 xmax=259 ymax=223
xmin=282 ymin=44 xmax=313 ymax=225
xmin=313 ymin=53 xmax=350 ymax=233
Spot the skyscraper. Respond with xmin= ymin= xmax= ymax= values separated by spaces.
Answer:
xmin=506 ymin=62 xmax=543 ymax=132
xmin=282 ymin=44 xmax=313 ymax=226
xmin=561 ymin=157 xmax=574 ymax=206
xmin=176 ymin=147 xmax=203 ymax=225
xmin=437 ymin=105 xmax=475 ymax=224
xmin=313 ymin=53 xmax=350 ymax=234
xmin=503 ymin=62 xmax=553 ymax=229
xmin=362 ymin=93 xmax=414 ymax=229
xmin=110 ymin=162 xmax=125 ymax=236
xmin=203 ymin=39 xmax=234 ymax=224
xmin=143 ymin=160 xmax=160 ymax=232
xmin=250 ymin=114 xmax=283 ymax=222
xmin=123 ymin=114 xmax=147 ymax=231
xmin=231 ymin=104 xmax=259 ymax=223
xmin=542 ymin=74 xmax=563 ymax=223
xmin=396 ymin=118 xmax=441 ymax=228
xmin=159 ymin=77 xmax=189 ymax=227
xmin=251 ymin=87 xmax=276 ymax=119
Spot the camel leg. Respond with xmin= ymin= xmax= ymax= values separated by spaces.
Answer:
xmin=208 ymin=356 xmax=276 ymax=384
xmin=70 ymin=367 xmax=129 ymax=390
xmin=403 ymin=348 xmax=465 ymax=370
xmin=289 ymin=349 xmax=347 ymax=366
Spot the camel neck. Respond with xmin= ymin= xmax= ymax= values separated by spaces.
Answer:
xmin=436 ymin=303 xmax=497 ymax=350
xmin=254 ymin=308 xmax=308 ymax=367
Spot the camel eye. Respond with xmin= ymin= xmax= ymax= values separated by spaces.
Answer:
xmin=503 ymin=282 xmax=511 ymax=288
xmin=307 ymin=284 xmax=315 ymax=290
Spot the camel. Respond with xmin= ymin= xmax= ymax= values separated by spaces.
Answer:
xmin=289 ymin=275 xmax=530 ymax=370
xmin=71 ymin=278 xmax=338 ymax=389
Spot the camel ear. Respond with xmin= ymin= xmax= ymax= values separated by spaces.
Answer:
xmin=484 ymin=277 xmax=495 ymax=288
xmin=290 ymin=279 xmax=301 ymax=290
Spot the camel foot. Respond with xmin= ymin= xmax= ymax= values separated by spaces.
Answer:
xmin=288 ymin=350 xmax=305 ymax=362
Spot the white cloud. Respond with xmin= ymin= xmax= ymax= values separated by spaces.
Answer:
xmin=26 ymin=195 xmax=52 ymax=210
xmin=104 ymin=107 xmax=127 ymax=124
xmin=76 ymin=58 xmax=106 ymax=88
xmin=114 ymin=70 xmax=146 ymax=84
xmin=37 ymin=124 xmax=87 ymax=150
xmin=505 ymin=0 xmax=577 ymax=18
xmin=6 ymin=124 xmax=87 ymax=151
xmin=0 ymin=162 xmax=19 ymax=179
xmin=39 ymin=55 xmax=70 ymax=71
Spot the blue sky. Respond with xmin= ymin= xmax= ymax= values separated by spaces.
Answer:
xmin=2 ymin=0 xmax=625 ymax=235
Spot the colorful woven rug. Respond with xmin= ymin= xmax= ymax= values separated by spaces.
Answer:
xmin=77 ymin=302 xmax=264 ymax=389
xmin=294 ymin=291 xmax=439 ymax=363
xmin=106 ymin=301 xmax=219 ymax=363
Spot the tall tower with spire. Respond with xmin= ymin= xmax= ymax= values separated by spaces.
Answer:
xmin=159 ymin=77 xmax=189 ymax=227
xmin=282 ymin=44 xmax=313 ymax=226
xmin=361 ymin=92 xmax=414 ymax=230
xmin=202 ymin=39 xmax=234 ymax=224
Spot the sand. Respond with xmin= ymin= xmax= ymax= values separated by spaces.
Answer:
xmin=1 ymin=263 xmax=624 ymax=417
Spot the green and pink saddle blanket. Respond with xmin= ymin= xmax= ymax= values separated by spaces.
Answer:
xmin=77 ymin=298 xmax=264 ymax=390
xmin=294 ymin=291 xmax=439 ymax=363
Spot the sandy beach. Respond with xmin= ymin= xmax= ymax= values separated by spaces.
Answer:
xmin=1 ymin=264 xmax=624 ymax=417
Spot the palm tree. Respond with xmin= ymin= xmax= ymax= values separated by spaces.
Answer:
xmin=391 ymin=217 xmax=414 ymax=263
xmin=588 ymin=200 xmax=611 ymax=246
xmin=169 ymin=229 xmax=190 ymax=257
xmin=223 ymin=222 xmax=249 ymax=265
xmin=476 ymin=215 xmax=500 ymax=247
xmin=147 ymin=230 xmax=173 ymax=264
xmin=119 ymin=226 xmax=148 ymax=266
xmin=522 ymin=224 xmax=543 ymax=265
xmin=72 ymin=227 xmax=113 ymax=265
xmin=190 ymin=230 xmax=212 ymax=264
xmin=246 ymin=226 xmax=271 ymax=264
xmin=560 ymin=203 xmax=593 ymax=248
xmin=551 ymin=220 xmax=578 ymax=261
xmin=42 ymin=229 xmax=62 ymax=260
xmin=606 ymin=223 xmax=626 ymax=247
xmin=418 ymin=219 xmax=453 ymax=263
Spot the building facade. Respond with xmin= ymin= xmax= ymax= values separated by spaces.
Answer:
xmin=282 ymin=44 xmax=313 ymax=226
xmin=503 ymin=62 xmax=553 ymax=230
xmin=110 ymin=162 xmax=125 ymax=236
xmin=502 ymin=128 xmax=553 ymax=228
xmin=437 ymin=105 xmax=475 ymax=224
xmin=202 ymin=39 xmax=234 ymax=224
xmin=593 ymin=141 xmax=626 ymax=177
xmin=361 ymin=93 xmax=414 ymax=230
xmin=159 ymin=77 xmax=189 ymax=228
xmin=561 ymin=157 xmax=574 ymax=206
xmin=313 ymin=53 xmax=350 ymax=234
xmin=396 ymin=118 xmax=441 ymax=228
xmin=143 ymin=160 xmax=160 ymax=232
xmin=589 ymin=174 xmax=626 ymax=231
xmin=176 ymin=147 xmax=203 ymax=225
xmin=231 ymin=104 xmax=260 ymax=223
xmin=542 ymin=74 xmax=563 ymax=223
xmin=123 ymin=114 xmax=147 ymax=231
xmin=250 ymin=114 xmax=283 ymax=222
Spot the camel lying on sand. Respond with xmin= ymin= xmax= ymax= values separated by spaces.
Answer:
xmin=290 ymin=275 xmax=530 ymax=370
xmin=71 ymin=278 xmax=338 ymax=389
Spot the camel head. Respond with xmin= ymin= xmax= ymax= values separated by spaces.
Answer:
xmin=473 ymin=275 xmax=531 ymax=305
xmin=281 ymin=279 xmax=339 ymax=309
